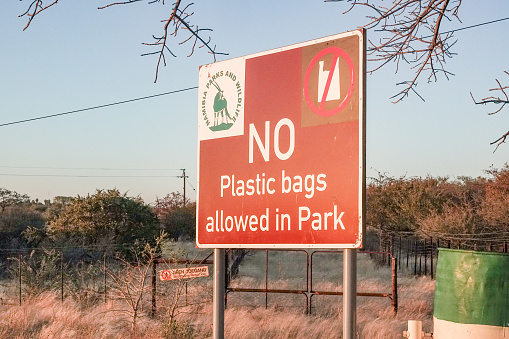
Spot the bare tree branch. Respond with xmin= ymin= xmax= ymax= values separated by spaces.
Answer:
xmin=19 ymin=0 xmax=59 ymax=31
xmin=471 ymin=71 xmax=509 ymax=151
xmin=18 ymin=0 xmax=226 ymax=82
xmin=328 ymin=0 xmax=462 ymax=102
xmin=101 ymin=0 xmax=227 ymax=82
xmin=98 ymin=0 xmax=144 ymax=10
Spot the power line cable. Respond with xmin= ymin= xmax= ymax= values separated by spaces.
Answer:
xmin=436 ymin=16 xmax=509 ymax=36
xmin=0 ymin=86 xmax=198 ymax=128
xmin=186 ymin=177 xmax=197 ymax=191
xmin=0 ymin=165 xmax=182 ymax=171
xmin=0 ymin=173 xmax=181 ymax=178
xmin=367 ymin=16 xmax=509 ymax=49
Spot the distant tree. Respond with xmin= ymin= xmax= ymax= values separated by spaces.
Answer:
xmin=366 ymin=171 xmax=509 ymax=242
xmin=46 ymin=189 xmax=159 ymax=256
xmin=154 ymin=193 xmax=195 ymax=240
xmin=0 ymin=188 xmax=42 ymax=249
xmin=0 ymin=188 xmax=30 ymax=213
xmin=479 ymin=165 xmax=509 ymax=232
xmin=418 ymin=176 xmax=487 ymax=237
xmin=0 ymin=205 xmax=45 ymax=249
xmin=153 ymin=192 xmax=188 ymax=217
xmin=43 ymin=196 xmax=73 ymax=223
xmin=366 ymin=173 xmax=453 ymax=234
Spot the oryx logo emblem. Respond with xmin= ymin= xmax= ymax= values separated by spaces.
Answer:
xmin=201 ymin=70 xmax=243 ymax=132
xmin=211 ymin=79 xmax=234 ymax=130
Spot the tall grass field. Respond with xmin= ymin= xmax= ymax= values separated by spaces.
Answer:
xmin=0 ymin=245 xmax=434 ymax=338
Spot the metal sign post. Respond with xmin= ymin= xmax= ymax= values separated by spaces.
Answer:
xmin=213 ymin=249 xmax=225 ymax=339
xmin=343 ymin=248 xmax=357 ymax=339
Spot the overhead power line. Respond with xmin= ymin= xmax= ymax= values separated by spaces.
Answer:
xmin=438 ymin=17 xmax=509 ymax=36
xmin=0 ymin=86 xmax=198 ymax=128
xmin=0 ymin=165 xmax=182 ymax=171
xmin=0 ymin=173 xmax=181 ymax=178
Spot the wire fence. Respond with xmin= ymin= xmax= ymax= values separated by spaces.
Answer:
xmin=1 ymin=230 xmax=506 ymax=311
xmin=0 ymin=247 xmax=245 ymax=312
xmin=366 ymin=230 xmax=509 ymax=278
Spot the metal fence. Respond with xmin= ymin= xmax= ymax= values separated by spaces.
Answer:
xmin=224 ymin=248 xmax=398 ymax=314
xmin=368 ymin=230 xmax=509 ymax=279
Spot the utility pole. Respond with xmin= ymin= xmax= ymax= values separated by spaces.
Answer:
xmin=179 ymin=169 xmax=189 ymax=207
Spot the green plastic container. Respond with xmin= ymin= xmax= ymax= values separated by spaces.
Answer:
xmin=433 ymin=249 xmax=509 ymax=338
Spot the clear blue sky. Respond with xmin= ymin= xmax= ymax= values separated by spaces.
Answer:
xmin=0 ymin=0 xmax=507 ymax=204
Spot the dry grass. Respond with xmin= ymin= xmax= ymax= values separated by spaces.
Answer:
xmin=0 ymin=250 xmax=435 ymax=338
xmin=0 ymin=293 xmax=166 ymax=339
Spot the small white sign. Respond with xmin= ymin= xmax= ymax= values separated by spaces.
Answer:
xmin=198 ymin=58 xmax=246 ymax=141
xmin=159 ymin=266 xmax=210 ymax=281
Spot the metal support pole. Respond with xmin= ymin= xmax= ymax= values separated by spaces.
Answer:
xmin=343 ymin=249 xmax=357 ymax=339
xmin=213 ymin=249 xmax=225 ymax=339
xmin=265 ymin=249 xmax=268 ymax=309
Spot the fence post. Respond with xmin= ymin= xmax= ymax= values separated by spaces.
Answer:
xmin=424 ymin=238 xmax=428 ymax=275
xmin=398 ymin=236 xmax=402 ymax=270
xmin=151 ymin=259 xmax=157 ymax=316
xmin=419 ymin=242 xmax=422 ymax=275
xmin=391 ymin=257 xmax=398 ymax=314
xmin=504 ymin=241 xmax=507 ymax=253
xmin=61 ymin=251 xmax=64 ymax=302
xmin=406 ymin=238 xmax=409 ymax=268
xmin=430 ymin=237 xmax=434 ymax=280
xmin=185 ymin=254 xmax=189 ymax=307
xmin=103 ymin=254 xmax=107 ymax=304
xmin=390 ymin=234 xmax=395 ymax=263
xmin=19 ymin=254 xmax=22 ymax=306
xmin=414 ymin=240 xmax=417 ymax=275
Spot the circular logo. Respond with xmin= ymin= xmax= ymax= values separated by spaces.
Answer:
xmin=160 ymin=270 xmax=171 ymax=280
xmin=304 ymin=47 xmax=355 ymax=117
xmin=201 ymin=70 xmax=244 ymax=132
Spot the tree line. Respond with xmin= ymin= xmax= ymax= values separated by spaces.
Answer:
xmin=0 ymin=188 xmax=195 ymax=259
xmin=367 ymin=165 xmax=509 ymax=245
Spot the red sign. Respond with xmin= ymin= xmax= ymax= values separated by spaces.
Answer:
xmin=159 ymin=267 xmax=210 ymax=281
xmin=197 ymin=30 xmax=365 ymax=248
